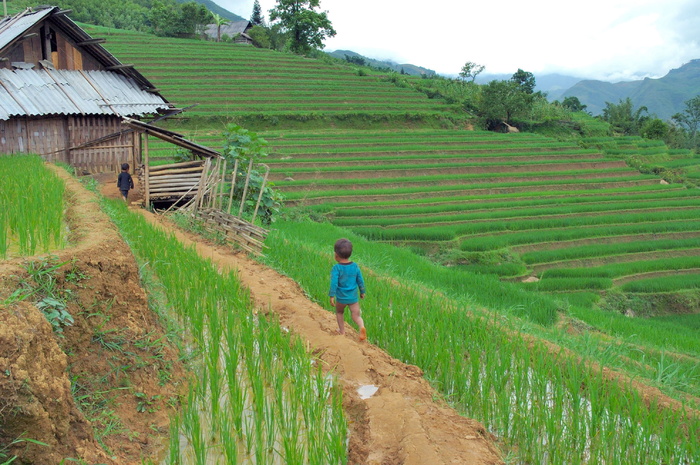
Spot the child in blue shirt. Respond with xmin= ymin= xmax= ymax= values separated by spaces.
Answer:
xmin=329 ymin=238 xmax=367 ymax=341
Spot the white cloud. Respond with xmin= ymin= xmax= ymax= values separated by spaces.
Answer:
xmin=213 ymin=0 xmax=700 ymax=81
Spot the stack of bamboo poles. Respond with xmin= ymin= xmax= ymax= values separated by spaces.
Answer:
xmin=195 ymin=208 xmax=268 ymax=255
xmin=147 ymin=160 xmax=205 ymax=201
xmin=174 ymin=157 xmax=269 ymax=255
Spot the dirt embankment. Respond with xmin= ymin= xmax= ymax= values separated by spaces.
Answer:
xmin=0 ymin=166 xmax=184 ymax=464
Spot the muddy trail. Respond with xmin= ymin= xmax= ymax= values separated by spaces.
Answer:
xmin=101 ymin=175 xmax=504 ymax=464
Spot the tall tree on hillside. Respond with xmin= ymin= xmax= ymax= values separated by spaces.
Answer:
xmin=180 ymin=2 xmax=213 ymax=37
xmin=477 ymin=80 xmax=534 ymax=128
xmin=601 ymin=98 xmax=649 ymax=135
xmin=672 ymin=95 xmax=700 ymax=147
xmin=212 ymin=13 xmax=230 ymax=42
xmin=459 ymin=61 xmax=485 ymax=82
xmin=561 ymin=96 xmax=587 ymax=113
xmin=251 ymin=0 xmax=264 ymax=25
xmin=511 ymin=69 xmax=536 ymax=94
xmin=269 ymin=0 xmax=336 ymax=55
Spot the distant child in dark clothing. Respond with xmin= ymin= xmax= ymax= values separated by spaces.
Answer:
xmin=117 ymin=163 xmax=134 ymax=202
xmin=329 ymin=238 xmax=367 ymax=341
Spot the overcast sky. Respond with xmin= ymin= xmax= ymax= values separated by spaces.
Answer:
xmin=213 ymin=0 xmax=700 ymax=82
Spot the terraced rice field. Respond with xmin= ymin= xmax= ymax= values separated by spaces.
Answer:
xmin=142 ymin=124 xmax=700 ymax=301
xmin=261 ymin=129 xmax=700 ymax=299
xmin=82 ymin=25 xmax=461 ymax=122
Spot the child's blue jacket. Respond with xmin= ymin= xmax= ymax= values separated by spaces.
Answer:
xmin=329 ymin=262 xmax=366 ymax=304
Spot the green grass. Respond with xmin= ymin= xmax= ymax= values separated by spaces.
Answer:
xmin=0 ymin=155 xmax=65 ymax=258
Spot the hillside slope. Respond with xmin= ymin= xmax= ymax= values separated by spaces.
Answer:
xmin=84 ymin=25 xmax=464 ymax=128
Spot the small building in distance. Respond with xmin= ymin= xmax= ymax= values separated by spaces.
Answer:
xmin=204 ymin=20 xmax=253 ymax=44
xmin=0 ymin=6 xmax=178 ymax=173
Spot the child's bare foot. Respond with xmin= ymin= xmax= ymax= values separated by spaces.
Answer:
xmin=359 ymin=327 xmax=367 ymax=341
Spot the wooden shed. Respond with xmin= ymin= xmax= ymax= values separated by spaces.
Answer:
xmin=0 ymin=6 xmax=178 ymax=173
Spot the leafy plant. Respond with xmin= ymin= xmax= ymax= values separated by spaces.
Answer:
xmin=221 ymin=124 xmax=284 ymax=225
xmin=15 ymin=256 xmax=75 ymax=335
xmin=36 ymin=297 xmax=74 ymax=334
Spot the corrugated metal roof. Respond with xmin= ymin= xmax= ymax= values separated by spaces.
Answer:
xmin=0 ymin=7 xmax=53 ymax=50
xmin=0 ymin=68 xmax=171 ymax=120
xmin=0 ymin=7 xmax=170 ymax=102
xmin=204 ymin=20 xmax=251 ymax=38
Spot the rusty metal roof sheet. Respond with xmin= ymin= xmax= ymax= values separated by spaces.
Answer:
xmin=0 ymin=68 xmax=171 ymax=120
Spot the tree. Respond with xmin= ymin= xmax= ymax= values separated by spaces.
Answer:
xmin=180 ymin=2 xmax=212 ymax=37
xmin=672 ymin=95 xmax=700 ymax=147
xmin=561 ymin=96 xmax=587 ymax=113
xmin=511 ymin=69 xmax=536 ymax=94
xmin=212 ymin=13 xmax=229 ymax=42
xmin=251 ymin=0 xmax=264 ymax=25
xmin=458 ymin=61 xmax=484 ymax=83
xmin=269 ymin=0 xmax=336 ymax=55
xmin=222 ymin=124 xmax=283 ymax=225
xmin=150 ymin=0 xmax=211 ymax=38
xmin=601 ymin=98 xmax=649 ymax=135
xmin=477 ymin=80 xmax=534 ymax=128
xmin=247 ymin=25 xmax=271 ymax=48
xmin=641 ymin=118 xmax=668 ymax=140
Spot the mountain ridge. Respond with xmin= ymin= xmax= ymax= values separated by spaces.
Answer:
xmin=562 ymin=59 xmax=700 ymax=120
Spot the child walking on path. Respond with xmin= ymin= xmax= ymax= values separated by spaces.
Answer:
xmin=329 ymin=238 xmax=367 ymax=341
xmin=117 ymin=163 xmax=134 ymax=202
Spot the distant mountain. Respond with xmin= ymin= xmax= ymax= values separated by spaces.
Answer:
xmin=327 ymin=50 xmax=436 ymax=76
xmin=179 ymin=0 xmax=246 ymax=22
xmin=561 ymin=59 xmax=700 ymax=120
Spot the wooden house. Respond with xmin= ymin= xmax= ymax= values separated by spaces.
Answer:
xmin=204 ymin=20 xmax=253 ymax=44
xmin=0 ymin=6 xmax=178 ymax=173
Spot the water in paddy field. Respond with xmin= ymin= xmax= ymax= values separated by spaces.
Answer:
xmin=161 ymin=334 xmax=344 ymax=465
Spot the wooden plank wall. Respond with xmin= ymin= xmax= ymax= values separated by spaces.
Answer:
xmin=0 ymin=117 xmax=68 ymax=164
xmin=0 ymin=116 xmax=138 ymax=174
xmin=69 ymin=116 xmax=136 ymax=173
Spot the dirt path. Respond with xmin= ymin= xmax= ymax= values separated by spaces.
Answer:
xmin=97 ymin=178 xmax=503 ymax=464
xmin=143 ymin=213 xmax=501 ymax=464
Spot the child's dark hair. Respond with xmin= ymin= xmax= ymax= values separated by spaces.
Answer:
xmin=334 ymin=238 xmax=353 ymax=259
xmin=121 ymin=163 xmax=129 ymax=171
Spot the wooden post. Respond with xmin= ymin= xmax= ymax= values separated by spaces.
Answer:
xmin=227 ymin=159 xmax=239 ymax=215
xmin=238 ymin=159 xmax=254 ymax=218
xmin=208 ymin=158 xmax=221 ymax=209
xmin=217 ymin=159 xmax=227 ymax=211
xmin=250 ymin=164 xmax=269 ymax=225
xmin=144 ymin=133 xmax=150 ymax=208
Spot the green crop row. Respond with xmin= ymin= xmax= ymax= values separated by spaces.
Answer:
xmin=283 ymin=177 xmax=659 ymax=202
xmin=522 ymin=277 xmax=614 ymax=291
xmin=333 ymin=189 xmax=700 ymax=218
xmin=305 ymin=184 xmax=679 ymax=211
xmin=464 ymin=220 xmax=700 ymax=252
xmin=332 ymin=197 xmax=699 ymax=228
xmin=522 ymin=237 xmax=700 ymax=265
xmin=621 ymin=273 xmax=700 ymax=292
xmin=279 ymin=169 xmax=640 ymax=191
xmin=0 ymin=155 xmax=65 ymax=258
xmin=542 ymin=256 xmax=700 ymax=279
xmin=350 ymin=208 xmax=699 ymax=242
xmin=273 ymin=159 xmax=618 ymax=176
